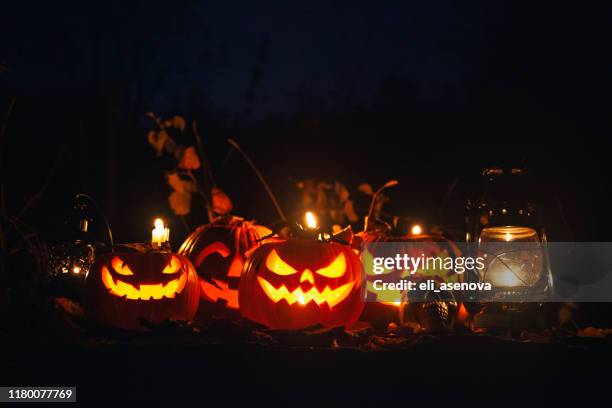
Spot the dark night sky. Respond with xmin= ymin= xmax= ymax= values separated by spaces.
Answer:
xmin=2 ymin=1 xmax=612 ymax=243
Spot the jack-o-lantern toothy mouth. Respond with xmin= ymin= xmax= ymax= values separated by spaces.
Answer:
xmin=101 ymin=266 xmax=187 ymax=300
xmin=257 ymin=277 xmax=355 ymax=307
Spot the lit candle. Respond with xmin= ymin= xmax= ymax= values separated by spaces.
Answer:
xmin=152 ymin=218 xmax=170 ymax=246
xmin=410 ymin=224 xmax=423 ymax=235
xmin=304 ymin=211 xmax=318 ymax=230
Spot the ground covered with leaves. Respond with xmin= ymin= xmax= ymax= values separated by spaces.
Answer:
xmin=2 ymin=293 xmax=612 ymax=405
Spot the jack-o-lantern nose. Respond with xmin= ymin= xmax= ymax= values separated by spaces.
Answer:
xmin=300 ymin=269 xmax=314 ymax=284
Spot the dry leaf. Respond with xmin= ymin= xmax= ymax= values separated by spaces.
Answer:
xmin=212 ymin=187 xmax=233 ymax=215
xmin=578 ymin=327 xmax=604 ymax=337
xmin=167 ymin=172 xmax=197 ymax=194
xmin=335 ymin=182 xmax=350 ymax=202
xmin=179 ymin=146 xmax=201 ymax=170
xmin=148 ymin=130 xmax=168 ymax=156
xmin=168 ymin=191 xmax=191 ymax=216
xmin=172 ymin=115 xmax=186 ymax=131
xmin=344 ymin=200 xmax=359 ymax=222
xmin=358 ymin=183 xmax=374 ymax=195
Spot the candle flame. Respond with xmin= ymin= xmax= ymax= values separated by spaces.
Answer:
xmin=411 ymin=224 xmax=423 ymax=235
xmin=305 ymin=211 xmax=318 ymax=229
xmin=154 ymin=218 xmax=164 ymax=230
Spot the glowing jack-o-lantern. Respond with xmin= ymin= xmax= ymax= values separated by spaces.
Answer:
xmin=239 ymin=238 xmax=365 ymax=330
xmin=178 ymin=216 xmax=271 ymax=316
xmin=355 ymin=222 xmax=462 ymax=329
xmin=85 ymin=248 xmax=200 ymax=330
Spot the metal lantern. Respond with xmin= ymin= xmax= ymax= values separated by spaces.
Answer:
xmin=46 ymin=194 xmax=113 ymax=283
xmin=467 ymin=167 xmax=553 ymax=303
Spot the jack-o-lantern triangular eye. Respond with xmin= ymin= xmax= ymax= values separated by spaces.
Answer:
xmin=315 ymin=253 xmax=346 ymax=278
xmin=112 ymin=256 xmax=134 ymax=276
xmin=163 ymin=256 xmax=182 ymax=274
xmin=266 ymin=249 xmax=298 ymax=275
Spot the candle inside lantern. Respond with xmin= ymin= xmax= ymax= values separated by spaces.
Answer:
xmin=479 ymin=226 xmax=542 ymax=288
xmin=410 ymin=224 xmax=423 ymax=235
xmin=152 ymin=218 xmax=170 ymax=246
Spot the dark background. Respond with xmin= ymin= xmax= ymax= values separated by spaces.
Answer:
xmin=2 ymin=2 xmax=612 ymax=405
xmin=2 ymin=0 xmax=612 ymax=244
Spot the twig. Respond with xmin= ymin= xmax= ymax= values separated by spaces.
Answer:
xmin=180 ymin=216 xmax=191 ymax=234
xmin=12 ymin=148 xmax=66 ymax=226
xmin=364 ymin=180 xmax=399 ymax=231
xmin=227 ymin=138 xmax=287 ymax=222
xmin=192 ymin=121 xmax=214 ymax=222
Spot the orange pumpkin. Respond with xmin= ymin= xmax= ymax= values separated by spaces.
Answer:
xmin=356 ymin=229 xmax=462 ymax=329
xmin=239 ymin=238 xmax=365 ymax=330
xmin=178 ymin=216 xmax=271 ymax=316
xmin=84 ymin=246 xmax=200 ymax=330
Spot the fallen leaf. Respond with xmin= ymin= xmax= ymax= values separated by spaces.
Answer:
xmin=179 ymin=146 xmax=201 ymax=170
xmin=578 ymin=327 xmax=605 ymax=337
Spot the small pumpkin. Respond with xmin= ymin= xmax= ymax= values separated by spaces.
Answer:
xmin=239 ymin=237 xmax=365 ymax=330
xmin=84 ymin=244 xmax=200 ymax=330
xmin=178 ymin=216 xmax=271 ymax=317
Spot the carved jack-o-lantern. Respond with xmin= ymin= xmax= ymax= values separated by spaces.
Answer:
xmin=178 ymin=216 xmax=271 ymax=316
xmin=85 ymin=246 xmax=200 ymax=330
xmin=239 ymin=238 xmax=365 ymax=330
xmin=356 ymin=228 xmax=462 ymax=329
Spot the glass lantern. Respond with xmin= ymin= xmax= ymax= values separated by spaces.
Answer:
xmin=467 ymin=167 xmax=553 ymax=303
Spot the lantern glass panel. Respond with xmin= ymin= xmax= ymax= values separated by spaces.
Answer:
xmin=478 ymin=226 xmax=550 ymax=298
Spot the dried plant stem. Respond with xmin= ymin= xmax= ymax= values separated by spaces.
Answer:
xmin=364 ymin=180 xmax=399 ymax=231
xmin=227 ymin=138 xmax=287 ymax=223
xmin=192 ymin=121 xmax=215 ymax=222
xmin=12 ymin=149 xmax=66 ymax=227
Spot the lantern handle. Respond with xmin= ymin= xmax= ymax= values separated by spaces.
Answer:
xmin=75 ymin=193 xmax=114 ymax=249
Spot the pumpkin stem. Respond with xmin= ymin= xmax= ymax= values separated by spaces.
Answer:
xmin=364 ymin=180 xmax=399 ymax=231
xmin=227 ymin=138 xmax=287 ymax=223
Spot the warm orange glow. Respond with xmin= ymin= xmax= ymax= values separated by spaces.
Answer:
xmin=305 ymin=211 xmax=318 ymax=229
xmin=300 ymin=269 xmax=314 ymax=284
xmin=101 ymin=265 xmax=187 ymax=300
xmin=162 ymin=256 xmax=182 ymax=274
xmin=480 ymin=226 xmax=539 ymax=242
xmin=72 ymin=266 xmax=81 ymax=274
xmin=411 ymin=224 xmax=423 ymax=235
xmin=112 ymin=256 xmax=134 ymax=276
xmin=458 ymin=303 xmax=469 ymax=322
xmin=266 ymin=249 xmax=298 ymax=275
xmin=200 ymin=279 xmax=239 ymax=309
xmin=257 ymin=276 xmax=355 ymax=307
xmin=315 ymin=253 xmax=346 ymax=278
